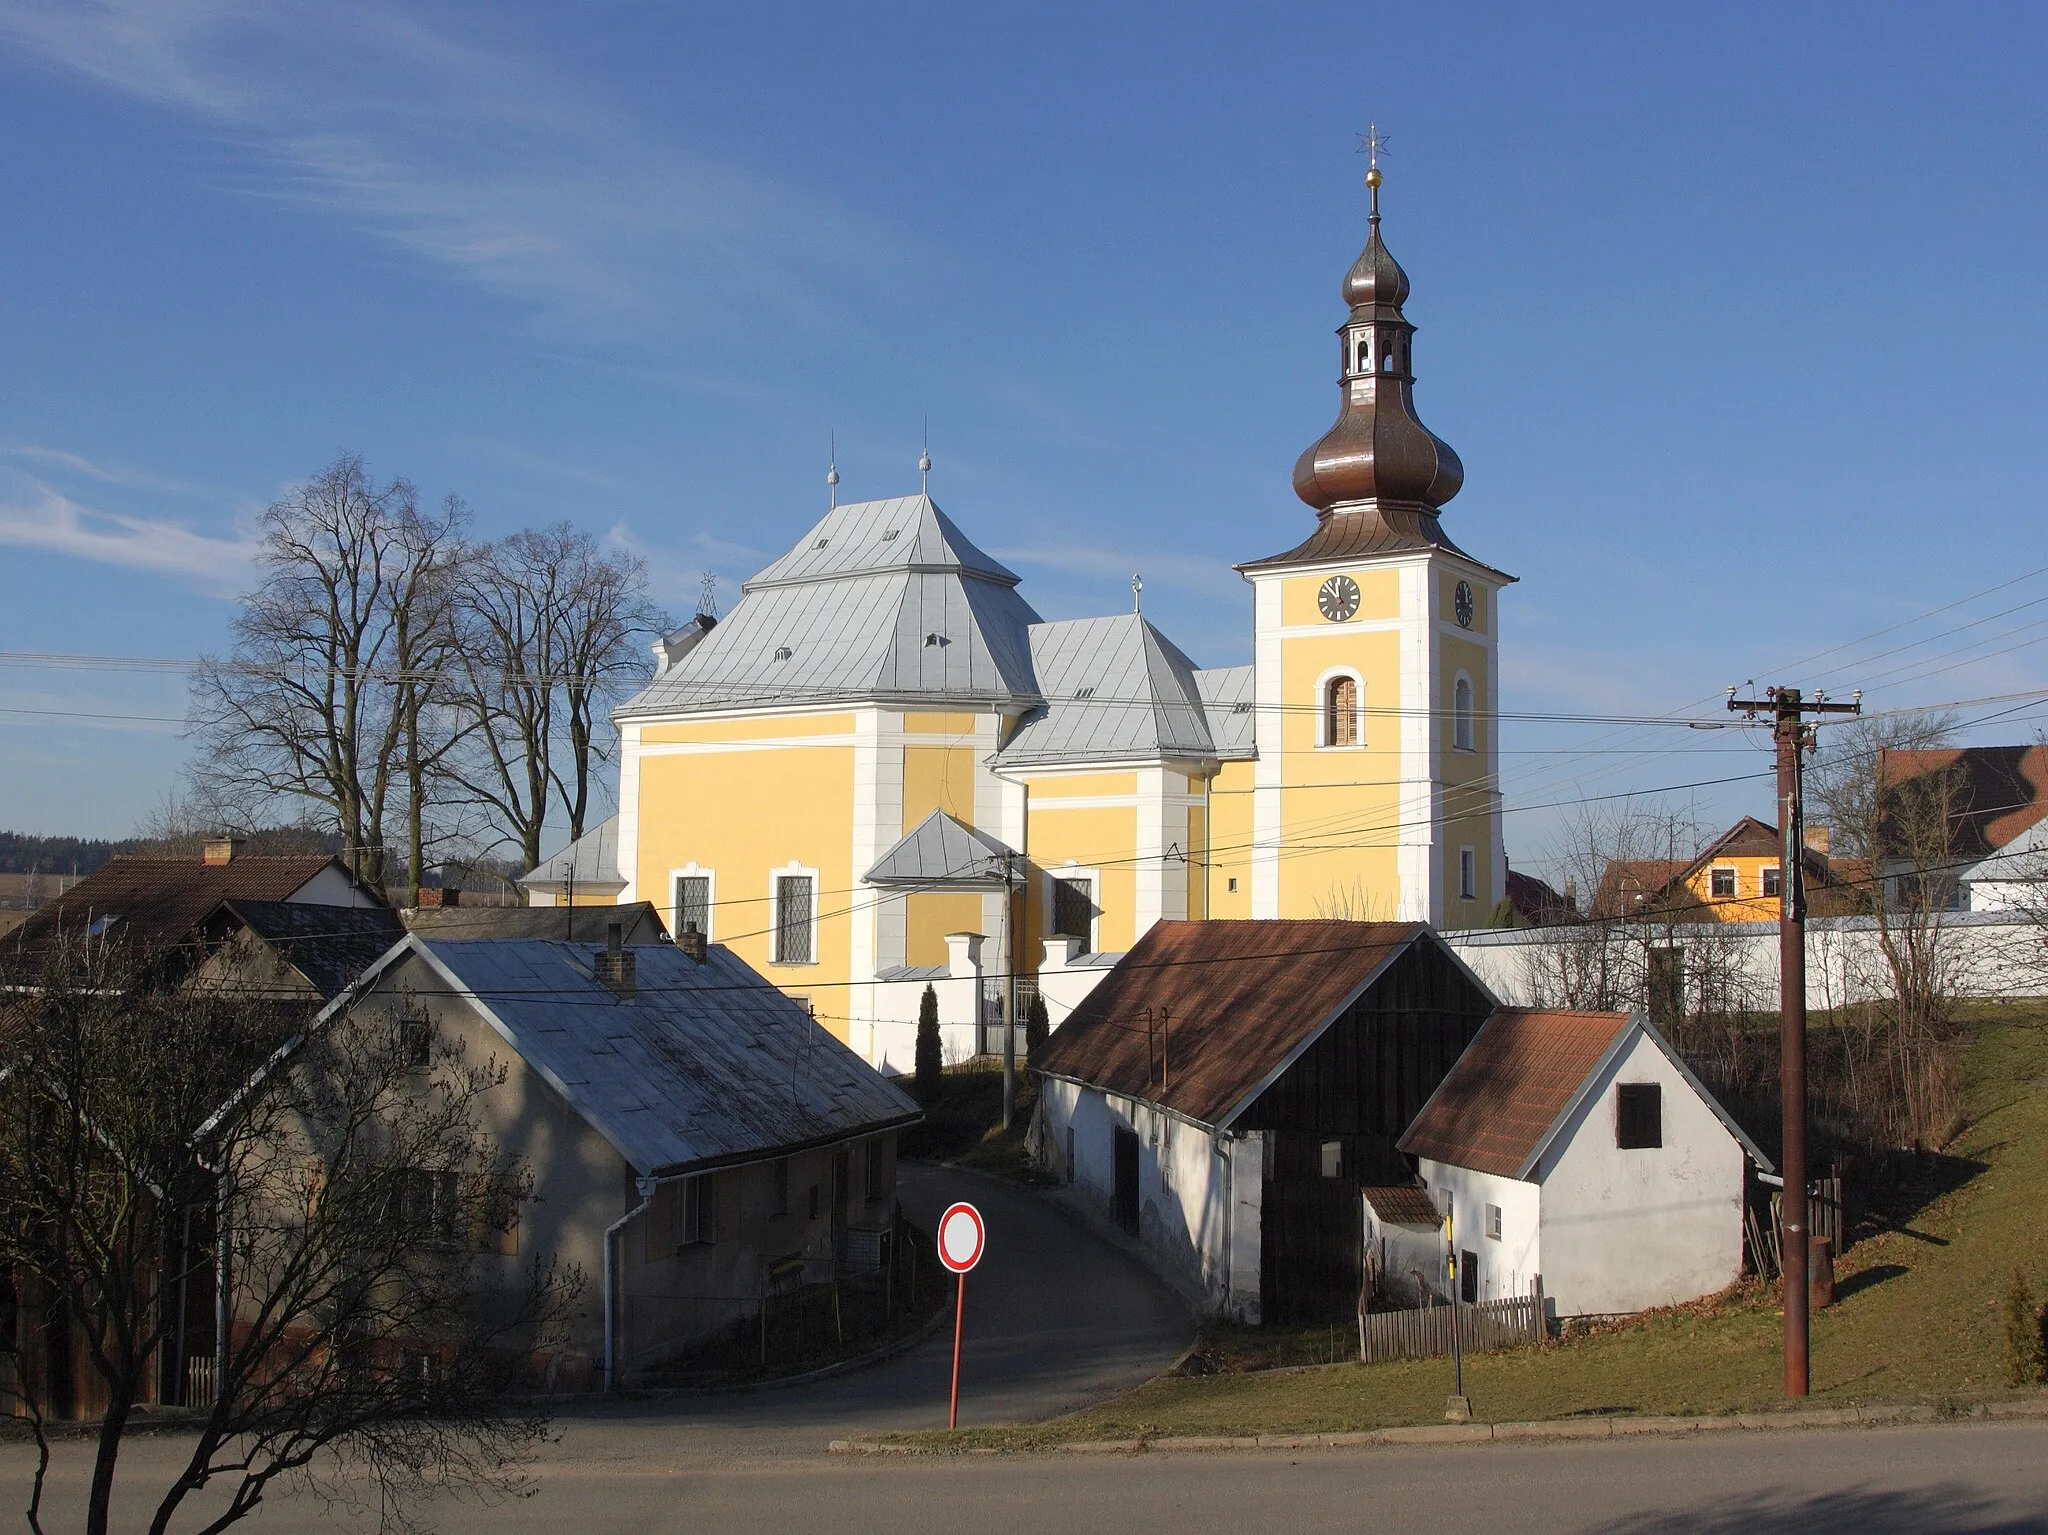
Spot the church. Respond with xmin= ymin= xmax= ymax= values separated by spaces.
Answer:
xmin=527 ymin=166 xmax=1512 ymax=1070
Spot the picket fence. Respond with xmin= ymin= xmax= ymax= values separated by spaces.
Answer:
xmin=1359 ymin=1284 xmax=1546 ymax=1364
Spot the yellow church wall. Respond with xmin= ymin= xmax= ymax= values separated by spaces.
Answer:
xmin=633 ymin=744 xmax=856 ymax=1039
xmin=1276 ymin=625 xmax=1406 ymax=917
xmin=1204 ymin=762 xmax=1256 ymax=919
xmin=904 ymin=891 xmax=989 ymax=967
xmin=1025 ymin=803 xmax=1138 ymax=958
xmin=902 ymin=712 xmax=981 ymax=736
xmin=1023 ymin=771 xmax=1140 ymax=800
xmin=1280 ymin=568 xmax=1400 ymax=627
xmin=1440 ymin=632 xmax=1490 ymax=770
xmin=902 ymin=745 xmax=978 ymax=828
xmin=639 ymin=713 xmax=855 ymax=746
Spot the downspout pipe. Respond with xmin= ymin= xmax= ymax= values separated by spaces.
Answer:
xmin=603 ymin=1177 xmax=658 ymax=1391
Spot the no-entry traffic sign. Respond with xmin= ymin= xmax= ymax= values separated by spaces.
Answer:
xmin=935 ymin=1201 xmax=986 ymax=1429
xmin=937 ymin=1201 xmax=985 ymax=1274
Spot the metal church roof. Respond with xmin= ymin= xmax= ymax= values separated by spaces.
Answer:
xmin=1195 ymin=664 xmax=1257 ymax=759
xmin=617 ymin=496 xmax=1043 ymax=718
xmin=520 ymin=816 xmax=623 ymax=894
xmin=402 ymin=937 xmax=922 ymax=1178
xmin=864 ymin=810 xmax=1019 ymax=888
xmin=997 ymin=613 xmax=1217 ymax=765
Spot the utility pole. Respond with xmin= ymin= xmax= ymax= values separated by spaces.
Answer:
xmin=1728 ymin=684 xmax=1859 ymax=1397
xmin=1001 ymin=850 xmax=1019 ymax=1131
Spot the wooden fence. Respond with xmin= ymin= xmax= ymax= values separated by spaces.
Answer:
xmin=1359 ymin=1284 xmax=1546 ymax=1364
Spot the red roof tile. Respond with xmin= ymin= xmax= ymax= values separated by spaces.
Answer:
xmin=1031 ymin=920 xmax=1441 ymax=1128
xmin=1363 ymin=1184 xmax=1441 ymax=1225
xmin=10 ymin=856 xmax=372 ymax=954
xmin=1398 ymin=1008 xmax=1632 ymax=1178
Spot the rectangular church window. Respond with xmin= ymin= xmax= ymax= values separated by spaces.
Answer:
xmin=774 ymin=874 xmax=815 ymax=965
xmin=674 ymin=874 xmax=710 ymax=940
xmin=1051 ymin=877 xmax=1095 ymax=954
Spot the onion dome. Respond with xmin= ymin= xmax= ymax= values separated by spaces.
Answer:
xmin=1291 ymin=169 xmax=1463 ymax=516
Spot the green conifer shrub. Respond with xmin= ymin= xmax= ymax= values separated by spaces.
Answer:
xmin=914 ymin=983 xmax=943 ymax=1094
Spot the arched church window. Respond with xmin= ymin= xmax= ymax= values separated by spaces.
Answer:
xmin=1326 ymin=675 xmax=1360 ymax=747
xmin=1454 ymin=675 xmax=1475 ymax=752
xmin=1382 ymin=347 xmax=1397 ymax=373
xmin=1356 ymin=338 xmax=1371 ymax=371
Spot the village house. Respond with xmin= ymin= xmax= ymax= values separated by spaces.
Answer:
xmin=1397 ymin=1007 xmax=1769 ymax=1319
xmin=1877 ymin=744 xmax=2048 ymax=911
xmin=309 ymin=928 xmax=921 ymax=1387
xmin=535 ymin=165 xmax=1510 ymax=1070
xmin=1029 ymin=920 xmax=1496 ymax=1324
xmin=1593 ymin=816 xmax=1846 ymax=925
xmin=403 ymin=896 xmax=670 ymax=945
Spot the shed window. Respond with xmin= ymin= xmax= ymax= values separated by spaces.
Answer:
xmin=682 ymin=1174 xmax=717 ymax=1245
xmin=1485 ymin=1203 xmax=1503 ymax=1241
xmin=774 ymin=873 xmax=815 ymax=965
xmin=1616 ymin=1083 xmax=1663 ymax=1150
xmin=1453 ymin=676 xmax=1475 ymax=751
xmin=1320 ymin=1140 xmax=1343 ymax=1180
xmin=864 ymin=1139 xmax=887 ymax=1203
xmin=1051 ymin=876 xmax=1095 ymax=953
xmin=1460 ymin=1250 xmax=1478 ymax=1303
xmin=770 ymin=1158 xmax=790 ymax=1219
xmin=394 ymin=1012 xmax=432 ymax=1070
xmin=1709 ymin=867 xmax=1737 ymax=898
xmin=674 ymin=874 xmax=710 ymax=940
xmin=1325 ymin=675 xmax=1361 ymax=746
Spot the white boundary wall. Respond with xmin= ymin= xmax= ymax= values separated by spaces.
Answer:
xmin=1445 ymin=912 xmax=2046 ymax=1013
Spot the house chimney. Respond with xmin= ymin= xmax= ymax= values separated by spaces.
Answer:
xmin=678 ymin=923 xmax=708 ymax=963
xmin=594 ymin=921 xmax=635 ymax=998
xmin=202 ymin=836 xmax=244 ymax=866
xmin=1805 ymin=824 xmax=1832 ymax=857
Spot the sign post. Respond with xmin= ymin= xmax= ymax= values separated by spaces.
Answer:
xmin=936 ymin=1201 xmax=986 ymax=1430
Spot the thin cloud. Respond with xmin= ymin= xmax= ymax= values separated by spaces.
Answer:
xmin=0 ymin=486 xmax=255 ymax=595
xmin=7 ymin=444 xmax=213 ymax=497
xmin=0 ymin=0 xmax=898 ymax=342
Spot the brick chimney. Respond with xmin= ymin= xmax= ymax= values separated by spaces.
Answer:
xmin=677 ymin=923 xmax=708 ymax=963
xmin=202 ymin=836 xmax=245 ymax=866
xmin=1804 ymin=824 xmax=1832 ymax=857
xmin=594 ymin=921 xmax=635 ymax=998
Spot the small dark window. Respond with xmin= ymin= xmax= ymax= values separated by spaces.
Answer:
xmin=1709 ymin=867 xmax=1737 ymax=898
xmin=864 ymin=1139 xmax=887 ymax=1202
xmin=808 ymin=1183 xmax=821 ymax=1221
xmin=1460 ymin=1250 xmax=1478 ymax=1303
xmin=770 ymin=1158 xmax=790 ymax=1219
xmin=1325 ymin=675 xmax=1360 ymax=746
xmin=1051 ymin=877 xmax=1095 ymax=952
xmin=682 ymin=1174 xmax=717 ymax=1244
xmin=395 ymin=1013 xmax=432 ymax=1070
xmin=1616 ymin=1083 xmax=1663 ymax=1149
xmin=1762 ymin=866 xmax=1783 ymax=899
xmin=1320 ymin=1140 xmax=1343 ymax=1179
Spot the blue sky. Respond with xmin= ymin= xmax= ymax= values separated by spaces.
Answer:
xmin=3 ymin=1 xmax=2047 ymax=877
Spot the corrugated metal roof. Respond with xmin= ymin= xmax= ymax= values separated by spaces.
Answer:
xmin=1195 ymin=664 xmax=1257 ymax=759
xmin=1398 ymin=1009 xmax=1629 ymax=1179
xmin=404 ymin=902 xmax=668 ymax=944
xmin=413 ymin=938 xmax=921 ymax=1177
xmin=617 ymin=496 xmax=1044 ymax=718
xmin=997 ymin=614 xmax=1217 ymax=765
xmin=1031 ymin=919 xmax=1442 ymax=1128
xmin=520 ymin=817 xmax=622 ymax=891
xmin=217 ymin=899 xmax=406 ymax=1001
xmin=864 ymin=810 xmax=1018 ymax=888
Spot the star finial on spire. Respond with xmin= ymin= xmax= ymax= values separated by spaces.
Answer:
xmin=1356 ymin=122 xmax=1388 ymax=222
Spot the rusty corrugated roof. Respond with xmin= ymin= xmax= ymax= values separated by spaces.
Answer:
xmin=1398 ymin=1008 xmax=1631 ymax=1178
xmin=1363 ymin=1183 xmax=1441 ymax=1225
xmin=1030 ymin=919 xmax=1447 ymax=1129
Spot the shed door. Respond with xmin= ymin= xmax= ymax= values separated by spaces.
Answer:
xmin=1260 ymin=1133 xmax=1364 ymax=1325
xmin=1112 ymin=1126 xmax=1141 ymax=1235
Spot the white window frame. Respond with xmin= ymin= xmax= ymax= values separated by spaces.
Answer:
xmin=1315 ymin=665 xmax=1367 ymax=750
xmin=1485 ymin=1202 xmax=1503 ymax=1241
xmin=1761 ymin=864 xmax=1783 ymax=899
xmin=1459 ymin=846 xmax=1477 ymax=902
xmin=669 ymin=862 xmax=715 ymax=941
xmin=769 ymin=861 xmax=820 ymax=967
xmin=1709 ymin=865 xmax=1739 ymax=899
xmin=1452 ymin=670 xmax=1476 ymax=753
xmin=1046 ymin=863 xmax=1101 ymax=955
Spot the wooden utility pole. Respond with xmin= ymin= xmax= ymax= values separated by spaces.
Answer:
xmin=1001 ymin=850 xmax=1019 ymax=1131
xmin=1728 ymin=684 xmax=1859 ymax=1396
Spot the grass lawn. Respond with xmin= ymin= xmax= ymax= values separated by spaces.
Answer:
xmin=906 ymin=1007 xmax=2048 ymax=1448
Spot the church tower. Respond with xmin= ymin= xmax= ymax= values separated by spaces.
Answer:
xmin=1237 ymin=149 xmax=1511 ymax=924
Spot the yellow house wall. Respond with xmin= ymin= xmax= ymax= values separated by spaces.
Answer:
xmin=1205 ymin=761 xmax=1256 ymax=919
xmin=1681 ymin=857 xmax=1783 ymax=923
xmin=634 ymin=744 xmax=856 ymax=1039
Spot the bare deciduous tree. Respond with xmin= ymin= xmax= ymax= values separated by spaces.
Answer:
xmin=444 ymin=524 xmax=665 ymax=874
xmin=189 ymin=456 xmax=467 ymax=894
xmin=0 ymin=937 xmax=577 ymax=1535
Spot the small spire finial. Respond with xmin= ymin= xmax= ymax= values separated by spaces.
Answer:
xmin=918 ymin=417 xmax=932 ymax=494
xmin=1131 ymin=571 xmax=1143 ymax=613
xmin=826 ymin=431 xmax=839 ymax=509
xmin=697 ymin=571 xmax=719 ymax=620
xmin=1356 ymin=122 xmax=1388 ymax=222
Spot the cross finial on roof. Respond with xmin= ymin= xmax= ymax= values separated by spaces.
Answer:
xmin=918 ymin=416 xmax=932 ymax=495
xmin=1356 ymin=121 xmax=1388 ymax=222
xmin=1131 ymin=571 xmax=1143 ymax=613
xmin=827 ymin=430 xmax=839 ymax=509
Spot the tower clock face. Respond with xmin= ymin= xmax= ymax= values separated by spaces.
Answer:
xmin=1454 ymin=580 xmax=1475 ymax=629
xmin=1318 ymin=574 xmax=1361 ymax=623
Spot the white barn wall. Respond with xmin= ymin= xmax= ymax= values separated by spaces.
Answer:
xmin=1532 ymin=1029 xmax=1748 ymax=1317
xmin=1409 ymin=1166 xmax=1540 ymax=1304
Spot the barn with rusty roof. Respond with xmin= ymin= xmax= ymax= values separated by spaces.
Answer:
xmin=1029 ymin=919 xmax=1497 ymax=1323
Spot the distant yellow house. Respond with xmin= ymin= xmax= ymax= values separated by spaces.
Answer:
xmin=528 ymin=172 xmax=1515 ymax=1069
xmin=1594 ymin=816 xmax=1840 ymax=925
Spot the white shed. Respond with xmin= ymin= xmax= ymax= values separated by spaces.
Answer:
xmin=1398 ymin=1008 xmax=1769 ymax=1319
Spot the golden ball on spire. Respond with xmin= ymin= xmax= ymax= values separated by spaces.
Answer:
xmin=1365 ymin=166 xmax=1382 ymax=189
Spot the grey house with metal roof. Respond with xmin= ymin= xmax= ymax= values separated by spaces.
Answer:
xmin=315 ymin=932 xmax=920 ymax=1387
